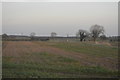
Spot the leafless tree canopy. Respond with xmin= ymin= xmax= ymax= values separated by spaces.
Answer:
xmin=100 ymin=34 xmax=107 ymax=40
xmin=2 ymin=33 xmax=8 ymax=38
xmin=30 ymin=32 xmax=36 ymax=40
xmin=76 ymin=29 xmax=89 ymax=42
xmin=90 ymin=24 xmax=104 ymax=41
xmin=51 ymin=32 xmax=57 ymax=38
xmin=30 ymin=32 xmax=36 ymax=37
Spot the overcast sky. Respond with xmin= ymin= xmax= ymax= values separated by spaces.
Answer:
xmin=2 ymin=2 xmax=118 ymax=36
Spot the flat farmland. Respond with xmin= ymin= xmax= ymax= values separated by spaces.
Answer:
xmin=2 ymin=41 xmax=118 ymax=78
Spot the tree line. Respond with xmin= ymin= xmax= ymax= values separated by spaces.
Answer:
xmin=2 ymin=24 xmax=108 ymax=42
xmin=51 ymin=24 xmax=105 ymax=42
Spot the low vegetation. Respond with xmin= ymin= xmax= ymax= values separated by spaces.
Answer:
xmin=2 ymin=41 xmax=118 ymax=78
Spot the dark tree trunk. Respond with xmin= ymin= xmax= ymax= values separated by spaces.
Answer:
xmin=80 ymin=38 xmax=83 ymax=42
xmin=93 ymin=37 xmax=96 ymax=42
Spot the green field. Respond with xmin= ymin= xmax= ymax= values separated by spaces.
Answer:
xmin=2 ymin=41 xmax=118 ymax=78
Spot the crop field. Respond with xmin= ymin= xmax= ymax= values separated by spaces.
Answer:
xmin=2 ymin=41 xmax=118 ymax=78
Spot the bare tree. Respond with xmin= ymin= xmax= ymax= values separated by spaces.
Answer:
xmin=2 ymin=33 xmax=8 ymax=40
xmin=76 ymin=29 xmax=89 ymax=42
xmin=51 ymin=32 xmax=57 ymax=38
xmin=100 ymin=34 xmax=107 ymax=41
xmin=30 ymin=32 xmax=36 ymax=40
xmin=90 ymin=24 xmax=104 ymax=42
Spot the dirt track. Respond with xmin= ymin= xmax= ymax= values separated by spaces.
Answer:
xmin=3 ymin=41 xmax=118 ymax=70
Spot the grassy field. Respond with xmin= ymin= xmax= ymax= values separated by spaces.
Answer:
xmin=2 ymin=41 xmax=118 ymax=78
